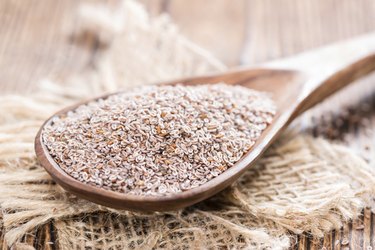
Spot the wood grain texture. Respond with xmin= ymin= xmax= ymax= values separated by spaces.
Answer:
xmin=0 ymin=0 xmax=96 ymax=94
xmin=2 ymin=0 xmax=375 ymax=249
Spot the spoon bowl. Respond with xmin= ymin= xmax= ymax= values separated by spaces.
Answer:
xmin=35 ymin=33 xmax=375 ymax=211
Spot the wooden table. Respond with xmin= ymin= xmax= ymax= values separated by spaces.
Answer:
xmin=1 ymin=0 xmax=375 ymax=249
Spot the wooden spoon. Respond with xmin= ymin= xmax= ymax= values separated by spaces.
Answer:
xmin=35 ymin=33 xmax=375 ymax=211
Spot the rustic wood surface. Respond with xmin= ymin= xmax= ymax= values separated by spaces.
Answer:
xmin=1 ymin=0 xmax=375 ymax=249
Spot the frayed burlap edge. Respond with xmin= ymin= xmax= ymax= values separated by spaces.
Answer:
xmin=1 ymin=1 xmax=375 ymax=249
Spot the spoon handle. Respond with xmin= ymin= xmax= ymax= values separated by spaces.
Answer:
xmin=267 ymin=32 xmax=375 ymax=117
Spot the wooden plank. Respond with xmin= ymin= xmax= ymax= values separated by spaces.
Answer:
xmin=0 ymin=0 xmax=95 ymax=94
xmin=298 ymin=235 xmax=307 ymax=250
xmin=309 ymin=237 xmax=323 ymax=250
xmin=165 ymin=0 xmax=247 ymax=66
xmin=322 ymin=232 xmax=333 ymax=249
xmin=363 ymin=208 xmax=372 ymax=249
xmin=351 ymin=215 xmax=364 ymax=249
xmin=341 ymin=223 xmax=351 ymax=250
xmin=333 ymin=229 xmax=342 ymax=250
xmin=1 ymin=0 xmax=375 ymax=249
xmin=372 ymin=208 xmax=375 ymax=248
xmin=42 ymin=223 xmax=54 ymax=250
xmin=0 ymin=227 xmax=6 ymax=250
xmin=240 ymin=0 xmax=375 ymax=65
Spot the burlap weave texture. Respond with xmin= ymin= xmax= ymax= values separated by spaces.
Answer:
xmin=1 ymin=1 xmax=374 ymax=249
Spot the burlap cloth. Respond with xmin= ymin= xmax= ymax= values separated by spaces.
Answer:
xmin=1 ymin=1 xmax=375 ymax=249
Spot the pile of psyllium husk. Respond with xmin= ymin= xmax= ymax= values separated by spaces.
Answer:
xmin=42 ymin=84 xmax=276 ymax=196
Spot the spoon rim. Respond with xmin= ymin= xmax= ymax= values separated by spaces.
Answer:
xmin=34 ymin=69 xmax=301 ymax=210
xmin=34 ymin=92 xmax=247 ymax=202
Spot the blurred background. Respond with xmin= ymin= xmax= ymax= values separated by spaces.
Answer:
xmin=1 ymin=0 xmax=375 ymax=94
xmin=1 ymin=1 xmax=375 ymax=249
